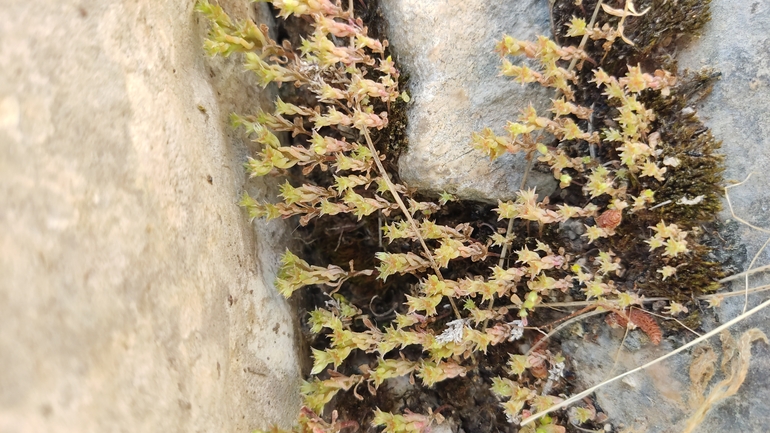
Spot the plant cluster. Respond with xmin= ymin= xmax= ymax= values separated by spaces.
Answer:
xmin=198 ymin=0 xmax=724 ymax=431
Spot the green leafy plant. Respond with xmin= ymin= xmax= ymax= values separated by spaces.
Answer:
xmin=198 ymin=0 xmax=724 ymax=431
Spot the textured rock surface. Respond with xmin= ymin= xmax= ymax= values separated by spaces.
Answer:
xmin=563 ymin=1 xmax=770 ymax=431
xmin=562 ymin=327 xmax=691 ymax=432
xmin=0 ymin=1 xmax=301 ymax=432
xmin=678 ymin=0 xmax=770 ymax=246
xmin=676 ymin=0 xmax=770 ymax=430
xmin=380 ymin=0 xmax=557 ymax=203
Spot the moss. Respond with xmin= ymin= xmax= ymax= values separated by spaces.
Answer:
xmin=637 ymin=73 xmax=725 ymax=299
xmin=545 ymin=0 xmax=725 ymax=307
xmin=622 ymin=0 xmax=712 ymax=59
xmin=552 ymin=0 xmax=712 ymax=69
xmin=645 ymin=69 xmax=724 ymax=224
xmin=375 ymin=73 xmax=411 ymax=173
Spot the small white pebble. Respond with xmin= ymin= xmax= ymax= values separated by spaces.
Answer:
xmin=622 ymin=375 xmax=639 ymax=388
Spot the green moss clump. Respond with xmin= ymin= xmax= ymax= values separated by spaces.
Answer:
xmin=552 ymin=0 xmax=712 ymax=68
xmin=551 ymin=0 xmax=724 ymax=303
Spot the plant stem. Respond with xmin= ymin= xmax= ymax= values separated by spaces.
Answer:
xmin=484 ymin=0 xmax=605 ymax=329
xmin=361 ymin=127 xmax=463 ymax=320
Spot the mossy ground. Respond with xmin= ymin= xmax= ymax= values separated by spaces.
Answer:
xmin=551 ymin=0 xmax=725 ymax=304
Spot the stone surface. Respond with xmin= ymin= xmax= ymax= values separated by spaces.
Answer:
xmin=562 ymin=326 xmax=691 ymax=432
xmin=380 ymin=0 xmax=557 ymax=203
xmin=678 ymin=0 xmax=770 ymax=248
xmin=562 ymin=303 xmax=770 ymax=433
xmin=563 ymin=1 xmax=770 ymax=431
xmin=678 ymin=0 xmax=770 ymax=430
xmin=0 ymin=1 xmax=301 ymax=432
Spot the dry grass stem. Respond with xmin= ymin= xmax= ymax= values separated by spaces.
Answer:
xmin=526 ymin=309 xmax=607 ymax=356
xmin=719 ymin=263 xmax=770 ymax=284
xmin=361 ymin=127 xmax=463 ymax=320
xmin=724 ymin=173 xmax=770 ymax=313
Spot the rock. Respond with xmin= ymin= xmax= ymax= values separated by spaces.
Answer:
xmin=676 ymin=0 xmax=770 ymax=431
xmin=677 ymin=0 xmax=770 ymax=237
xmin=562 ymin=303 xmax=770 ymax=433
xmin=432 ymin=418 xmax=462 ymax=433
xmin=0 ymin=1 xmax=301 ymax=432
xmin=380 ymin=0 xmax=557 ymax=203
xmin=561 ymin=325 xmax=691 ymax=432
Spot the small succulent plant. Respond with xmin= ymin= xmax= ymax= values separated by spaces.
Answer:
xmin=198 ymin=0 xmax=721 ymax=431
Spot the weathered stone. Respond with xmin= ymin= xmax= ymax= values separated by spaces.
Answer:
xmin=0 ymin=1 xmax=301 ymax=432
xmin=677 ymin=0 xmax=770 ymax=234
xmin=677 ymin=0 xmax=770 ymax=430
xmin=562 ymin=326 xmax=691 ymax=432
xmin=380 ymin=0 xmax=557 ymax=203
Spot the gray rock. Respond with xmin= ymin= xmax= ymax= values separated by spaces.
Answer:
xmin=562 ymin=302 xmax=770 ymax=433
xmin=380 ymin=0 xmax=557 ymax=202
xmin=676 ymin=1 xmax=770 ymax=430
xmin=677 ymin=0 xmax=770 ymax=236
xmin=0 ymin=1 xmax=301 ymax=432
xmin=431 ymin=418 xmax=462 ymax=433
xmin=562 ymin=325 xmax=691 ymax=432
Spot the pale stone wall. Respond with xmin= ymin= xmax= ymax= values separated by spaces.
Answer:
xmin=0 ymin=1 xmax=301 ymax=432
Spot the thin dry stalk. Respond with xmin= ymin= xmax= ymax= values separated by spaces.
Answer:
xmin=719 ymin=263 xmax=770 ymax=284
xmin=641 ymin=308 xmax=701 ymax=337
xmin=361 ymin=127 xmax=462 ymax=320
xmin=520 ymin=284 xmax=770 ymax=358
xmin=724 ymin=173 xmax=770 ymax=235
xmin=535 ymin=283 xmax=770 ymax=309
xmin=609 ymin=324 xmax=632 ymax=377
xmin=724 ymin=173 xmax=770 ymax=313
xmin=740 ymin=235 xmax=770 ymax=313
xmin=526 ymin=309 xmax=608 ymax=356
